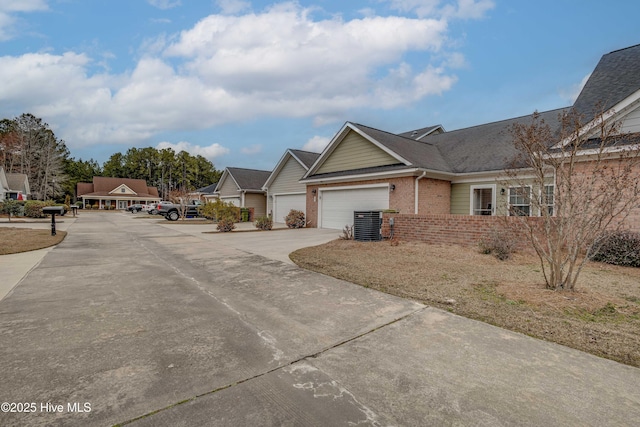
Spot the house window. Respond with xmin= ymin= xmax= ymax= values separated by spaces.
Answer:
xmin=472 ymin=187 xmax=493 ymax=215
xmin=509 ymin=186 xmax=531 ymax=216
xmin=542 ymin=185 xmax=554 ymax=216
xmin=121 ymin=188 xmax=126 ymax=193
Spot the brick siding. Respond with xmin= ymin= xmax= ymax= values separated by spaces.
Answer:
xmin=381 ymin=213 xmax=542 ymax=250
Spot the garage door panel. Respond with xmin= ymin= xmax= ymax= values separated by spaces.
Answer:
xmin=320 ymin=187 xmax=388 ymax=229
xmin=274 ymin=194 xmax=306 ymax=223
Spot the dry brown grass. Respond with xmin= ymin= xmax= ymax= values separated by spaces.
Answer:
xmin=290 ymin=240 xmax=640 ymax=367
xmin=0 ymin=227 xmax=66 ymax=255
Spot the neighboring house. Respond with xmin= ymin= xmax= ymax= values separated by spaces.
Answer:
xmin=190 ymin=183 xmax=219 ymax=202
xmin=213 ymin=167 xmax=272 ymax=217
xmin=77 ymin=177 xmax=160 ymax=210
xmin=301 ymin=44 xmax=640 ymax=229
xmin=0 ymin=166 xmax=30 ymax=201
xmin=263 ymin=149 xmax=320 ymax=223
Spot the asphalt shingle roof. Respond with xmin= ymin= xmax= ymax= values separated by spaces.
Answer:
xmin=226 ymin=167 xmax=271 ymax=191
xmin=397 ymin=125 xmax=443 ymax=140
xmin=573 ymin=44 xmax=640 ymax=121
xmin=289 ymin=149 xmax=320 ymax=169
xmin=425 ymin=108 xmax=568 ymax=173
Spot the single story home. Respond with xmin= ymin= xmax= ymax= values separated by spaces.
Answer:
xmin=0 ymin=166 xmax=30 ymax=201
xmin=301 ymin=43 xmax=640 ymax=229
xmin=191 ymin=183 xmax=219 ymax=202
xmin=262 ymin=149 xmax=320 ymax=223
xmin=213 ymin=167 xmax=272 ymax=218
xmin=77 ymin=177 xmax=160 ymax=210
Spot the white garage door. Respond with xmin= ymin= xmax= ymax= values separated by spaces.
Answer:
xmin=222 ymin=197 xmax=241 ymax=207
xmin=274 ymin=194 xmax=306 ymax=223
xmin=320 ymin=186 xmax=389 ymax=229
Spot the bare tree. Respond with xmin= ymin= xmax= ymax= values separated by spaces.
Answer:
xmin=168 ymin=187 xmax=194 ymax=221
xmin=504 ymin=109 xmax=640 ymax=291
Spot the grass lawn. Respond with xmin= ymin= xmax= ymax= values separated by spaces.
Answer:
xmin=0 ymin=227 xmax=67 ymax=255
xmin=290 ymin=240 xmax=640 ymax=367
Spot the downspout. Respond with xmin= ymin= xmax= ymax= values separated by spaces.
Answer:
xmin=414 ymin=171 xmax=427 ymax=214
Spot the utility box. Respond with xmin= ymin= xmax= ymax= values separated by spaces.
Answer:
xmin=354 ymin=211 xmax=383 ymax=242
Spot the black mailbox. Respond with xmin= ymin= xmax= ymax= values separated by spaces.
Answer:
xmin=42 ymin=206 xmax=65 ymax=236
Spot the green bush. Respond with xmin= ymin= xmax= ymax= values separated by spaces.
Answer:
xmin=1 ymin=199 xmax=23 ymax=219
xmin=199 ymin=199 xmax=240 ymax=221
xmin=590 ymin=231 xmax=640 ymax=268
xmin=217 ymin=215 xmax=236 ymax=232
xmin=478 ymin=227 xmax=517 ymax=261
xmin=254 ymin=215 xmax=273 ymax=230
xmin=24 ymin=200 xmax=49 ymax=218
xmin=284 ymin=209 xmax=305 ymax=228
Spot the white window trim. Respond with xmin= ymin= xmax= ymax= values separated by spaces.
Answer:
xmin=508 ymin=185 xmax=533 ymax=217
xmin=540 ymin=184 xmax=555 ymax=217
xmin=469 ymin=184 xmax=496 ymax=216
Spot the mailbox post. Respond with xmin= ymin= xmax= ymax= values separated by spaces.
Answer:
xmin=42 ymin=206 xmax=65 ymax=236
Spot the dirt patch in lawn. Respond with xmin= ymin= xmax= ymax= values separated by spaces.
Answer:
xmin=0 ymin=227 xmax=67 ymax=255
xmin=290 ymin=240 xmax=640 ymax=367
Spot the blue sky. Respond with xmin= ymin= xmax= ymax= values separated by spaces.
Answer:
xmin=1 ymin=0 xmax=639 ymax=171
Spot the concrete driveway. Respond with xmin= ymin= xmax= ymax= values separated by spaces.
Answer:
xmin=1 ymin=211 xmax=639 ymax=426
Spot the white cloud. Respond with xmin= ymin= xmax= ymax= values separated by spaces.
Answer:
xmin=147 ymin=0 xmax=181 ymax=10
xmin=156 ymin=141 xmax=230 ymax=160
xmin=0 ymin=1 xmax=491 ymax=151
xmin=0 ymin=0 xmax=49 ymax=13
xmin=302 ymin=136 xmax=331 ymax=152
xmin=216 ymin=0 xmax=251 ymax=15
xmin=241 ymin=144 xmax=262 ymax=155
xmin=0 ymin=0 xmax=48 ymax=41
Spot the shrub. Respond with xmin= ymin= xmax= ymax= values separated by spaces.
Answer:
xmin=1 ymin=199 xmax=23 ymax=220
xmin=254 ymin=215 xmax=273 ymax=230
xmin=199 ymin=199 xmax=240 ymax=221
xmin=339 ymin=225 xmax=354 ymax=240
xmin=478 ymin=227 xmax=517 ymax=261
xmin=285 ymin=209 xmax=305 ymax=228
xmin=24 ymin=200 xmax=49 ymax=218
xmin=217 ymin=215 xmax=236 ymax=232
xmin=590 ymin=231 xmax=640 ymax=268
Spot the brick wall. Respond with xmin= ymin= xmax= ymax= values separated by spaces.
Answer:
xmin=381 ymin=213 xmax=542 ymax=249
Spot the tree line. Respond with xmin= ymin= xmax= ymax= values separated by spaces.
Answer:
xmin=0 ymin=113 xmax=222 ymax=202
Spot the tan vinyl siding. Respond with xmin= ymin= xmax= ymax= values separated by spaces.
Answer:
xmin=621 ymin=105 xmax=640 ymax=133
xmin=451 ymin=181 xmax=498 ymax=215
xmin=317 ymin=131 xmax=399 ymax=174
xmin=450 ymin=183 xmax=472 ymax=215
xmin=218 ymin=175 xmax=239 ymax=197
xmin=267 ymin=157 xmax=307 ymax=213
xmin=245 ymin=193 xmax=267 ymax=217
xmin=271 ymin=158 xmax=306 ymax=194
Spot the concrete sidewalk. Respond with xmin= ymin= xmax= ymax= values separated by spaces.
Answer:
xmin=0 ymin=217 xmax=76 ymax=301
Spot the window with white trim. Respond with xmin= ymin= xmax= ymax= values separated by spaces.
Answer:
xmin=508 ymin=186 xmax=531 ymax=216
xmin=542 ymin=185 xmax=554 ymax=216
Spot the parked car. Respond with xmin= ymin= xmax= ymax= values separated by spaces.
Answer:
xmin=157 ymin=200 xmax=203 ymax=221
xmin=127 ymin=204 xmax=145 ymax=213
xmin=146 ymin=202 xmax=169 ymax=215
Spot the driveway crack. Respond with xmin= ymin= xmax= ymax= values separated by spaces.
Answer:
xmin=113 ymin=306 xmax=426 ymax=426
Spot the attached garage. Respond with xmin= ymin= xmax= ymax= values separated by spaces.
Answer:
xmin=221 ymin=197 xmax=241 ymax=207
xmin=273 ymin=193 xmax=306 ymax=223
xmin=319 ymin=186 xmax=389 ymax=229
